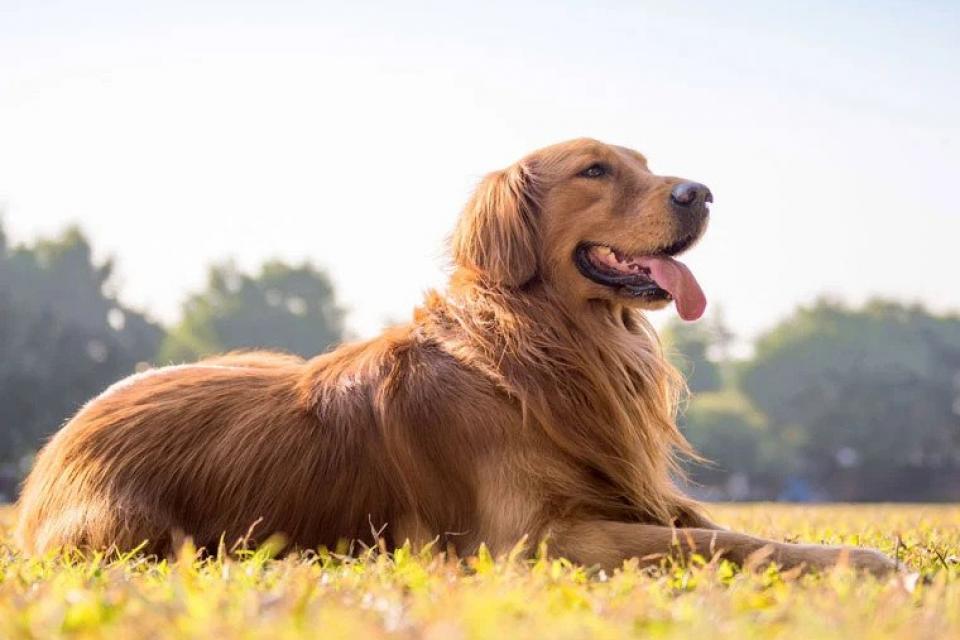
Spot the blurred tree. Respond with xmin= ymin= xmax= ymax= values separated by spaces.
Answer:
xmin=680 ymin=390 xmax=791 ymax=498
xmin=739 ymin=298 xmax=960 ymax=501
xmin=662 ymin=315 xmax=728 ymax=393
xmin=0 ymin=222 xmax=162 ymax=498
xmin=159 ymin=260 xmax=345 ymax=362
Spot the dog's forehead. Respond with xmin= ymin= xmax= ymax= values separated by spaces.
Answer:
xmin=524 ymin=139 xmax=649 ymax=169
xmin=540 ymin=138 xmax=611 ymax=160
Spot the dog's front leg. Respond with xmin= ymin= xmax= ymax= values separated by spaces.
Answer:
xmin=549 ymin=520 xmax=897 ymax=575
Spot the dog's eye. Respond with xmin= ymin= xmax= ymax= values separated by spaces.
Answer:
xmin=578 ymin=163 xmax=609 ymax=179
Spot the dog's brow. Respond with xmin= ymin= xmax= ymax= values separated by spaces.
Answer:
xmin=550 ymin=151 xmax=603 ymax=171
xmin=615 ymin=146 xmax=648 ymax=166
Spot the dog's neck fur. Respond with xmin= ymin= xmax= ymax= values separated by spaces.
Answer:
xmin=424 ymin=276 xmax=701 ymax=525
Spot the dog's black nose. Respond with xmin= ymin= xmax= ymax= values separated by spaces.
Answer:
xmin=670 ymin=182 xmax=713 ymax=207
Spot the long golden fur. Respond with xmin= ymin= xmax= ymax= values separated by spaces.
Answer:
xmin=16 ymin=139 xmax=895 ymax=573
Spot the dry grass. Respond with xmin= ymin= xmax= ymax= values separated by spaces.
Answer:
xmin=1 ymin=503 xmax=958 ymax=639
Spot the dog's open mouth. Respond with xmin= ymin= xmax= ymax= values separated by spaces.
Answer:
xmin=575 ymin=238 xmax=707 ymax=321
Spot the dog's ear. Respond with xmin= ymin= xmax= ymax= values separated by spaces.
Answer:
xmin=451 ymin=162 xmax=539 ymax=287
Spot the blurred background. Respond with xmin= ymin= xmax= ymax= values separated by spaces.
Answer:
xmin=1 ymin=1 xmax=958 ymax=502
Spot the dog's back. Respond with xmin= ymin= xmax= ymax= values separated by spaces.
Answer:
xmin=15 ymin=323 xmax=512 ymax=556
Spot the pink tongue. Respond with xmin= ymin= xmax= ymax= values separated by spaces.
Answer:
xmin=638 ymin=256 xmax=707 ymax=321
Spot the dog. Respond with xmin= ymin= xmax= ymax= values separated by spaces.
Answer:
xmin=16 ymin=138 xmax=895 ymax=574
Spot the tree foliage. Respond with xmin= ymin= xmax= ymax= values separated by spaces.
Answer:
xmin=0 ymin=223 xmax=161 ymax=497
xmin=662 ymin=316 xmax=727 ymax=393
xmin=680 ymin=390 xmax=787 ymax=494
xmin=673 ymin=300 xmax=960 ymax=501
xmin=738 ymin=299 xmax=960 ymax=500
xmin=159 ymin=260 xmax=345 ymax=362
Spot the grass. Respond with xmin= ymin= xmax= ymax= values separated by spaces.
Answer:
xmin=1 ymin=503 xmax=958 ymax=639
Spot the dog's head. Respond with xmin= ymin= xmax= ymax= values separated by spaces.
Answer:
xmin=451 ymin=138 xmax=711 ymax=320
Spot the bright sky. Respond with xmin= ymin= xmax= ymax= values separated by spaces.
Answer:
xmin=1 ymin=1 xmax=958 ymax=343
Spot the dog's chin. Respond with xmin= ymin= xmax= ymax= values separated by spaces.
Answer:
xmin=630 ymin=295 xmax=673 ymax=311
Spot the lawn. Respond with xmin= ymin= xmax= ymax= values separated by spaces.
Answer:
xmin=1 ymin=503 xmax=957 ymax=639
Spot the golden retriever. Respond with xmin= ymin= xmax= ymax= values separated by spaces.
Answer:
xmin=16 ymin=138 xmax=895 ymax=574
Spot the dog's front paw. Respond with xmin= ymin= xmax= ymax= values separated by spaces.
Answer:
xmin=841 ymin=547 xmax=900 ymax=575
xmin=782 ymin=544 xmax=899 ymax=576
